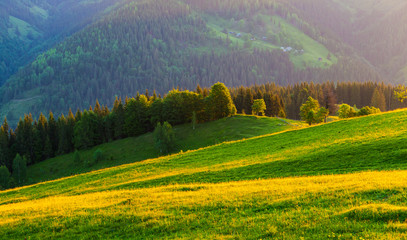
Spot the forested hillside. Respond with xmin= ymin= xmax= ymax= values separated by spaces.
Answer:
xmin=0 ymin=0 xmax=385 ymax=124
xmin=286 ymin=0 xmax=407 ymax=83
xmin=0 ymin=0 xmax=123 ymax=85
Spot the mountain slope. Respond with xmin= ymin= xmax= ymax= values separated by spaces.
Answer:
xmin=287 ymin=0 xmax=407 ymax=83
xmin=0 ymin=0 xmax=384 ymax=123
xmin=1 ymin=109 xmax=407 ymax=238
xmin=0 ymin=0 xmax=124 ymax=85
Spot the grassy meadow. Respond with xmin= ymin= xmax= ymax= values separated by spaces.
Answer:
xmin=205 ymin=14 xmax=337 ymax=69
xmin=1 ymin=110 xmax=407 ymax=239
xmin=27 ymin=115 xmax=301 ymax=185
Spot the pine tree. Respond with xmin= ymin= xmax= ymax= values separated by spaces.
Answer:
xmin=196 ymin=84 xmax=203 ymax=95
xmin=43 ymin=136 xmax=53 ymax=159
xmin=370 ymin=88 xmax=386 ymax=111
xmin=112 ymin=98 xmax=125 ymax=139
xmin=94 ymin=99 xmax=102 ymax=116
xmin=12 ymin=154 xmax=27 ymax=184
xmin=57 ymin=114 xmax=69 ymax=154
xmin=66 ymin=109 xmax=76 ymax=152
xmin=0 ymin=165 xmax=10 ymax=189
xmin=235 ymin=87 xmax=245 ymax=114
xmin=0 ymin=124 xmax=9 ymax=169
xmin=48 ymin=112 xmax=58 ymax=157
xmin=243 ymin=88 xmax=254 ymax=115
xmin=278 ymin=109 xmax=286 ymax=118
xmin=32 ymin=128 xmax=43 ymax=163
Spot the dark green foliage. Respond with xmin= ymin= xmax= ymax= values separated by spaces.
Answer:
xmin=0 ymin=120 xmax=11 ymax=171
xmin=48 ymin=112 xmax=58 ymax=157
xmin=150 ymin=99 xmax=164 ymax=127
xmin=192 ymin=111 xmax=197 ymax=130
xmin=84 ymin=158 xmax=95 ymax=168
xmin=12 ymin=154 xmax=27 ymax=184
xmin=112 ymin=97 xmax=126 ymax=140
xmin=124 ymin=96 xmax=150 ymax=137
xmin=15 ymin=114 xmax=35 ymax=164
xmin=154 ymin=122 xmax=175 ymax=155
xmin=0 ymin=165 xmax=10 ymax=189
xmin=74 ymin=111 xmax=102 ymax=150
xmin=93 ymin=149 xmax=105 ymax=164
xmin=306 ymin=111 xmax=315 ymax=126
xmin=162 ymin=90 xmax=203 ymax=125
xmin=243 ymin=89 xmax=254 ymax=115
xmin=43 ymin=137 xmax=53 ymax=160
xmin=7 ymin=177 xmax=16 ymax=189
xmin=0 ymin=0 xmax=122 ymax=85
xmin=73 ymin=150 xmax=82 ymax=166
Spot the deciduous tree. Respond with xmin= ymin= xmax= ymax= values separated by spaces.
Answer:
xmin=252 ymin=99 xmax=266 ymax=116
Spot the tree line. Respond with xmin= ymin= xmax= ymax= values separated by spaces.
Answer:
xmin=0 ymin=82 xmax=236 ymax=189
xmin=1 ymin=80 xmax=406 ymax=189
xmin=229 ymin=81 xmax=406 ymax=120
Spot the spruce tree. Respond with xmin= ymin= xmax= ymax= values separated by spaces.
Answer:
xmin=0 ymin=165 xmax=10 ymax=189
xmin=113 ymin=98 xmax=125 ymax=139
xmin=48 ymin=112 xmax=58 ymax=157
xmin=370 ymin=88 xmax=386 ymax=111
xmin=0 ymin=125 xmax=9 ymax=169
xmin=243 ymin=88 xmax=254 ymax=115
xmin=57 ymin=114 xmax=69 ymax=154
xmin=12 ymin=154 xmax=27 ymax=184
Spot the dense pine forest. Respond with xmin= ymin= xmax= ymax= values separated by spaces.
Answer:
xmin=0 ymin=0 xmax=386 ymax=123
xmin=0 ymin=0 xmax=123 ymax=85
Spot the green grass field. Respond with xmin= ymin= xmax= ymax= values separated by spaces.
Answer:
xmin=26 ymin=115 xmax=301 ymax=185
xmin=205 ymin=14 xmax=337 ymax=69
xmin=1 ymin=110 xmax=407 ymax=239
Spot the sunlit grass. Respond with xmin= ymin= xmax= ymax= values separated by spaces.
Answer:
xmin=1 ymin=109 xmax=407 ymax=238
xmin=1 ymin=171 xmax=407 ymax=239
xmin=27 ymin=115 xmax=299 ymax=185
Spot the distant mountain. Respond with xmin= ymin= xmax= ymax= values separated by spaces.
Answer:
xmin=286 ymin=0 xmax=407 ymax=83
xmin=2 ymin=0 xmax=406 ymax=123
xmin=0 ymin=0 xmax=123 ymax=85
